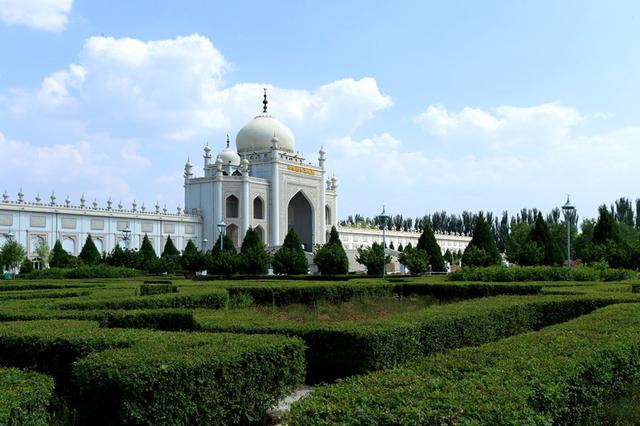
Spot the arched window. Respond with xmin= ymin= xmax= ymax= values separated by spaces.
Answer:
xmin=255 ymin=225 xmax=264 ymax=243
xmin=232 ymin=170 xmax=242 ymax=176
xmin=30 ymin=236 xmax=45 ymax=253
xmin=62 ymin=237 xmax=75 ymax=255
xmin=226 ymin=195 xmax=239 ymax=218
xmin=253 ymin=197 xmax=264 ymax=219
xmin=226 ymin=224 xmax=239 ymax=248
xmin=325 ymin=205 xmax=332 ymax=225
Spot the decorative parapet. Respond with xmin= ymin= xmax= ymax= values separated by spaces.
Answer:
xmin=0 ymin=192 xmax=200 ymax=220
xmin=336 ymin=224 xmax=470 ymax=238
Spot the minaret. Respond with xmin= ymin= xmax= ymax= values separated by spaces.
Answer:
xmin=213 ymin=155 xmax=224 ymax=245
xmin=270 ymin=132 xmax=280 ymax=246
xmin=203 ymin=143 xmax=212 ymax=171
xmin=318 ymin=146 xmax=326 ymax=244
xmin=184 ymin=157 xmax=193 ymax=184
xmin=240 ymin=158 xmax=250 ymax=240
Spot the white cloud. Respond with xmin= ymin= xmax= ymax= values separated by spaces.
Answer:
xmin=0 ymin=0 xmax=72 ymax=31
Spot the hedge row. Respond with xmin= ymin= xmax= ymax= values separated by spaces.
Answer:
xmin=139 ymin=283 xmax=178 ymax=296
xmin=197 ymin=294 xmax=632 ymax=383
xmin=0 ymin=320 xmax=305 ymax=425
xmin=449 ymin=265 xmax=637 ymax=282
xmin=19 ymin=265 xmax=140 ymax=280
xmin=227 ymin=282 xmax=541 ymax=307
xmin=0 ymin=367 xmax=54 ymax=426
xmin=0 ymin=283 xmax=105 ymax=292
xmin=289 ymin=302 xmax=640 ymax=425
xmin=55 ymin=289 xmax=229 ymax=311
xmin=98 ymin=309 xmax=197 ymax=331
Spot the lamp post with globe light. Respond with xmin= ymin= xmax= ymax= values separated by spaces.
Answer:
xmin=561 ymin=196 xmax=575 ymax=266
xmin=122 ymin=226 xmax=131 ymax=250
xmin=378 ymin=206 xmax=390 ymax=277
xmin=217 ymin=221 xmax=227 ymax=251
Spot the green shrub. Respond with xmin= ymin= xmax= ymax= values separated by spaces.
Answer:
xmin=98 ymin=309 xmax=197 ymax=331
xmin=288 ymin=303 xmax=640 ymax=425
xmin=632 ymin=284 xmax=640 ymax=294
xmin=139 ymin=283 xmax=178 ymax=296
xmin=449 ymin=265 xmax=636 ymax=282
xmin=0 ymin=320 xmax=305 ymax=425
xmin=20 ymin=265 xmax=139 ymax=280
xmin=314 ymin=227 xmax=349 ymax=275
xmin=197 ymin=294 xmax=624 ymax=383
xmin=56 ymin=290 xmax=228 ymax=311
xmin=0 ymin=367 xmax=54 ymax=426
xmin=273 ymin=229 xmax=309 ymax=275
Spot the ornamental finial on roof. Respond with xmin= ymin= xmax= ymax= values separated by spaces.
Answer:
xmin=262 ymin=88 xmax=268 ymax=113
xmin=226 ymin=134 xmax=230 ymax=148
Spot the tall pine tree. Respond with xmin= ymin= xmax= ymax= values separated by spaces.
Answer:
xmin=162 ymin=236 xmax=180 ymax=257
xmin=272 ymin=228 xmax=309 ymax=275
xmin=238 ymin=227 xmax=271 ymax=275
xmin=462 ymin=213 xmax=501 ymax=267
xmin=139 ymin=234 xmax=158 ymax=270
xmin=416 ymin=223 xmax=445 ymax=272
xmin=79 ymin=234 xmax=101 ymax=265
xmin=314 ymin=226 xmax=349 ymax=275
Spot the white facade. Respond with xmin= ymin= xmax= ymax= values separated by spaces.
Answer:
xmin=0 ymin=91 xmax=470 ymax=271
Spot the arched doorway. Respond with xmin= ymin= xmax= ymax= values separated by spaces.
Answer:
xmin=253 ymin=197 xmax=264 ymax=219
xmin=287 ymin=191 xmax=314 ymax=252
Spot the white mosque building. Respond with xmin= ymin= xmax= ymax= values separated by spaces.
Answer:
xmin=0 ymin=91 xmax=470 ymax=272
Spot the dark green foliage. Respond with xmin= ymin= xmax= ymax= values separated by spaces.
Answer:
xmin=238 ymin=228 xmax=271 ymax=275
xmin=0 ymin=320 xmax=305 ymax=425
xmin=147 ymin=255 xmax=182 ymax=275
xmin=594 ymin=205 xmax=621 ymax=244
xmin=161 ymin=236 xmax=180 ymax=257
xmin=139 ymin=234 xmax=157 ymax=270
xmin=79 ymin=234 xmax=102 ymax=265
xmin=416 ymin=224 xmax=445 ymax=271
xmin=273 ymin=228 xmax=309 ymax=275
xmin=98 ymin=310 xmax=197 ymax=331
xmin=106 ymin=245 xmax=142 ymax=269
xmin=139 ymin=284 xmax=178 ymax=296
xmin=449 ymin=265 xmax=636 ymax=282
xmin=206 ymin=250 xmax=239 ymax=276
xmin=19 ymin=258 xmax=33 ymax=274
xmin=0 ymin=240 xmax=26 ymax=272
xmin=314 ymin=227 xmax=348 ymax=275
xmin=355 ymin=242 xmax=390 ymax=276
xmin=397 ymin=243 xmax=404 ymax=252
xmin=180 ymin=240 xmax=205 ymax=276
xmin=20 ymin=265 xmax=139 ymax=280
xmin=57 ymin=290 xmax=229 ymax=311
xmin=288 ymin=303 xmax=640 ymax=425
xmin=0 ymin=367 xmax=54 ymax=426
xmin=198 ymin=294 xmax=619 ymax=384
xmin=212 ymin=232 xmax=236 ymax=254
xmin=398 ymin=247 xmax=427 ymax=275
xmin=462 ymin=213 xmax=501 ymax=267
xmin=49 ymin=240 xmax=71 ymax=268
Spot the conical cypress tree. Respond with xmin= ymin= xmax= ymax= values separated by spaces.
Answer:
xmin=416 ymin=223 xmax=445 ymax=271
xmin=462 ymin=213 xmax=501 ymax=267
xmin=49 ymin=240 xmax=70 ymax=268
xmin=79 ymin=234 xmax=101 ymax=265
xmin=593 ymin=205 xmax=620 ymax=244
xmin=162 ymin=236 xmax=180 ymax=257
xmin=212 ymin=232 xmax=236 ymax=254
xmin=528 ymin=213 xmax=564 ymax=265
xmin=140 ymin=234 xmax=157 ymax=270
xmin=314 ymin=226 xmax=349 ymax=275
xmin=238 ymin=227 xmax=271 ymax=275
xmin=273 ymin=228 xmax=309 ymax=275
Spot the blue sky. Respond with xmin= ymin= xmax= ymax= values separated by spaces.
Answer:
xmin=1 ymin=0 xmax=639 ymax=220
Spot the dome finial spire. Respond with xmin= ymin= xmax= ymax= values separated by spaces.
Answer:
xmin=262 ymin=88 xmax=268 ymax=113
xmin=226 ymin=134 xmax=230 ymax=148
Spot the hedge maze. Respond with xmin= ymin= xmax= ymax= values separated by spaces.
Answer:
xmin=0 ymin=275 xmax=638 ymax=424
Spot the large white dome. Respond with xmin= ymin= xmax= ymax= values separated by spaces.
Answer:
xmin=236 ymin=115 xmax=295 ymax=153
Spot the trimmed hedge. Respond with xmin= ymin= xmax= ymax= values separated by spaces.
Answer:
xmin=449 ymin=265 xmax=637 ymax=282
xmin=227 ymin=282 xmax=541 ymax=307
xmin=20 ymin=266 xmax=140 ymax=280
xmin=0 ymin=320 xmax=305 ymax=425
xmin=139 ymin=283 xmax=178 ymax=296
xmin=289 ymin=302 xmax=640 ymax=425
xmin=0 ymin=367 xmax=54 ymax=426
xmin=197 ymin=294 xmax=629 ymax=383
xmin=98 ymin=309 xmax=197 ymax=331
xmin=56 ymin=289 xmax=228 ymax=311
xmin=632 ymin=283 xmax=640 ymax=294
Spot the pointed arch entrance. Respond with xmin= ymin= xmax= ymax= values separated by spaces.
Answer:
xmin=287 ymin=191 xmax=314 ymax=252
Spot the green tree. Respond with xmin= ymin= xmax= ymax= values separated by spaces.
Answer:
xmin=416 ymin=224 xmax=445 ymax=271
xmin=398 ymin=247 xmax=427 ymax=275
xmin=162 ymin=236 xmax=180 ymax=257
xmin=140 ymin=234 xmax=158 ymax=270
xmin=272 ymin=228 xmax=309 ymax=275
xmin=181 ymin=240 xmax=205 ymax=276
xmin=528 ymin=213 xmax=564 ymax=265
xmin=462 ymin=213 xmax=501 ymax=267
xmin=0 ymin=240 xmax=26 ymax=273
xmin=397 ymin=243 xmax=404 ymax=252
xmin=79 ymin=234 xmax=102 ymax=265
xmin=35 ymin=240 xmax=50 ymax=269
xmin=593 ymin=205 xmax=621 ymax=244
xmin=314 ymin=226 xmax=349 ymax=275
xmin=206 ymin=250 xmax=239 ymax=275
xmin=212 ymin=233 xmax=236 ymax=254
xmin=238 ymin=227 xmax=271 ymax=275
xmin=356 ymin=242 xmax=390 ymax=276
xmin=49 ymin=240 xmax=71 ymax=268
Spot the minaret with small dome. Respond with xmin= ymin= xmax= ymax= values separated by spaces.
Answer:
xmin=184 ymin=89 xmax=338 ymax=251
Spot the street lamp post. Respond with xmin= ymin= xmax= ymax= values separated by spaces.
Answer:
xmin=561 ymin=195 xmax=575 ymax=267
xmin=217 ymin=221 xmax=226 ymax=251
xmin=122 ymin=226 xmax=131 ymax=250
xmin=378 ymin=206 xmax=390 ymax=277
xmin=4 ymin=231 xmax=15 ymax=242
xmin=202 ymin=238 xmax=208 ymax=252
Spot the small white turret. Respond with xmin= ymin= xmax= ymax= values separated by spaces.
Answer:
xmin=50 ymin=192 xmax=56 ymax=206
xmin=319 ymin=145 xmax=326 ymax=169
xmin=203 ymin=143 xmax=212 ymax=168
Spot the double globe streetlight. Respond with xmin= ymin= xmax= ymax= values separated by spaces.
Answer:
xmin=561 ymin=195 xmax=576 ymax=267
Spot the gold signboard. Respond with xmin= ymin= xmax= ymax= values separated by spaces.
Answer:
xmin=287 ymin=165 xmax=316 ymax=176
